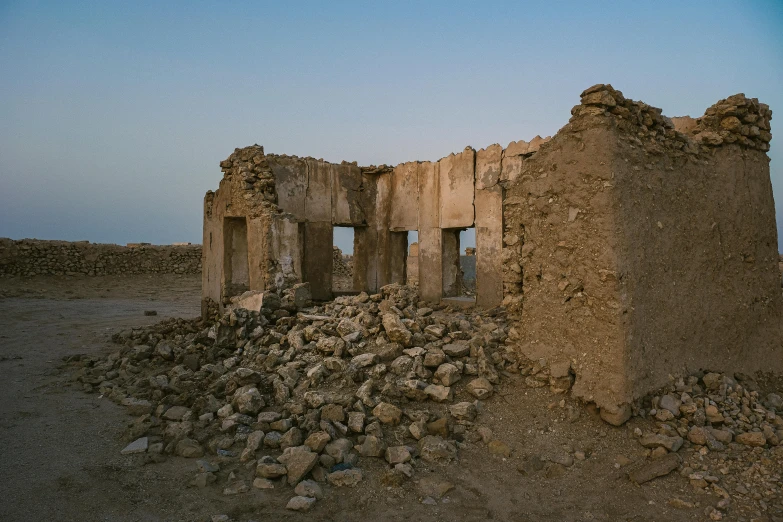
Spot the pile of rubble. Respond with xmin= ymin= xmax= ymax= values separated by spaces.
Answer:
xmin=64 ymin=279 xmax=783 ymax=518
xmin=630 ymin=373 xmax=783 ymax=519
xmin=66 ymin=283 xmax=525 ymax=511
xmin=332 ymin=246 xmax=353 ymax=292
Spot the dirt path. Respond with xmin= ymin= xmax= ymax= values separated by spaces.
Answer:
xmin=0 ymin=275 xmax=768 ymax=521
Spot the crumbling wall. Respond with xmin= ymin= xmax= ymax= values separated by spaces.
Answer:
xmin=203 ymin=146 xmax=380 ymax=310
xmin=0 ymin=238 xmax=201 ymax=276
xmin=502 ymin=84 xmax=781 ymax=418
xmin=501 ymin=117 xmax=628 ymax=412
xmin=202 ymin=145 xmax=291 ymax=309
xmin=204 ymin=137 xmax=554 ymax=311
xmin=598 ymin=88 xmax=782 ymax=401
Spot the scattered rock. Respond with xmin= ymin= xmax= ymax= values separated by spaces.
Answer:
xmin=466 ymin=377 xmax=494 ymax=399
xmin=417 ymin=476 xmax=454 ymax=499
xmin=419 ymin=436 xmax=457 ymax=463
xmin=121 ymin=437 xmax=148 ymax=455
xmin=294 ymin=480 xmax=323 ymax=500
xmin=286 ymin=496 xmax=316 ymax=512
xmin=373 ymin=402 xmax=402 ymax=425
xmin=385 ymin=446 xmax=412 ymax=465
xmin=629 ymin=453 xmax=681 ymax=484
xmin=222 ymin=481 xmax=249 ymax=495
xmin=327 ymin=468 xmax=363 ymax=487
xmin=176 ymin=438 xmax=204 ymax=458
xmin=735 ymin=432 xmax=766 ymax=447
xmin=600 ymin=403 xmax=632 ymax=426
xmin=639 ymin=433 xmax=683 ymax=452
xmin=279 ymin=447 xmax=319 ymax=485
xmin=252 ymin=478 xmax=274 ymax=489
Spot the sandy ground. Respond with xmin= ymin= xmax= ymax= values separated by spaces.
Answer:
xmin=0 ymin=274 xmax=763 ymax=521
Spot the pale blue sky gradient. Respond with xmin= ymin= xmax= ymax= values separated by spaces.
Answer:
xmin=1 ymin=1 xmax=781 ymax=253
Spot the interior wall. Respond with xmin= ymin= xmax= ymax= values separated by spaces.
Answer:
xmin=223 ymin=217 xmax=249 ymax=298
xmin=389 ymin=231 xmax=409 ymax=285
xmin=303 ymin=221 xmax=333 ymax=300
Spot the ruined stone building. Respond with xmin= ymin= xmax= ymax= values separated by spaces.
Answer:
xmin=202 ymin=84 xmax=781 ymax=419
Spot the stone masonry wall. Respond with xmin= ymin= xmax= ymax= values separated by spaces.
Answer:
xmin=0 ymin=238 xmax=201 ymax=277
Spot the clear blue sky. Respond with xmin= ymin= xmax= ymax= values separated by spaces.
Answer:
xmin=1 ymin=1 xmax=782 ymax=253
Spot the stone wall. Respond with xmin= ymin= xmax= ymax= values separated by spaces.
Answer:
xmin=204 ymin=138 xmax=551 ymax=309
xmin=0 ymin=238 xmax=201 ymax=277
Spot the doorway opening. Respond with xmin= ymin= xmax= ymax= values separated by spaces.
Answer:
xmin=460 ymin=227 xmax=476 ymax=297
xmin=405 ymin=231 xmax=419 ymax=285
xmin=333 ymin=226 xmax=355 ymax=293
xmin=223 ymin=217 xmax=249 ymax=301
xmin=442 ymin=227 xmax=476 ymax=301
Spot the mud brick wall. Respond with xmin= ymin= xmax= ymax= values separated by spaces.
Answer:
xmin=0 ymin=238 xmax=202 ymax=276
xmin=502 ymin=84 xmax=781 ymax=417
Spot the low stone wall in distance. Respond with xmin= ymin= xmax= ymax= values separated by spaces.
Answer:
xmin=0 ymin=238 xmax=202 ymax=277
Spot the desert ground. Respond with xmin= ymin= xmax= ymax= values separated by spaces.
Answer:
xmin=0 ymin=274 xmax=780 ymax=522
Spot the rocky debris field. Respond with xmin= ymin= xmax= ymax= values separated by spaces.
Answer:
xmin=65 ymin=283 xmax=521 ymax=510
xmin=629 ymin=374 xmax=783 ymax=520
xmin=62 ymin=281 xmax=783 ymax=521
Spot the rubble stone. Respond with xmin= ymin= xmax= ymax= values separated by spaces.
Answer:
xmin=286 ymin=496 xmax=316 ymax=512
xmin=327 ymin=469 xmax=363 ymax=487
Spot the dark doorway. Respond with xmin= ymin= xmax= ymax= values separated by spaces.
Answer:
xmin=223 ymin=217 xmax=249 ymax=300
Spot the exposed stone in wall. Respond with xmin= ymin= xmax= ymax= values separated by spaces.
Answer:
xmin=204 ymin=146 xmax=302 ymax=306
xmin=0 ymin=238 xmax=201 ymax=277
xmin=205 ymin=146 xmax=384 ymax=306
xmin=572 ymin=84 xmax=772 ymax=154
